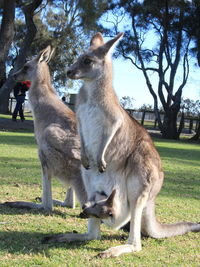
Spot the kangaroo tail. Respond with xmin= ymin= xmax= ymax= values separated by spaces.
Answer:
xmin=142 ymin=200 xmax=200 ymax=238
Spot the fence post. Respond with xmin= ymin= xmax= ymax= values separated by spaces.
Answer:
xmin=154 ymin=118 xmax=158 ymax=129
xmin=141 ymin=111 xmax=146 ymax=125
xmin=189 ymin=119 xmax=193 ymax=134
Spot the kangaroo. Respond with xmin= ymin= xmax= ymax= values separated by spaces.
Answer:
xmin=80 ymin=189 xmax=116 ymax=220
xmin=3 ymin=46 xmax=87 ymax=211
xmin=44 ymin=34 xmax=200 ymax=258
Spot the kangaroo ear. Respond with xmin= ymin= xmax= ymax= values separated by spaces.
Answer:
xmin=106 ymin=189 xmax=116 ymax=207
xmin=90 ymin=32 xmax=104 ymax=49
xmin=38 ymin=46 xmax=54 ymax=63
xmin=101 ymin=32 xmax=124 ymax=56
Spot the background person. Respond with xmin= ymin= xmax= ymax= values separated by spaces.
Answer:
xmin=12 ymin=81 xmax=30 ymax=122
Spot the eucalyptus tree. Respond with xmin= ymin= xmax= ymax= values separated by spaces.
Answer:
xmin=0 ymin=0 xmax=108 ymax=113
xmin=0 ymin=0 xmax=43 ymax=113
xmin=105 ymin=0 xmax=196 ymax=139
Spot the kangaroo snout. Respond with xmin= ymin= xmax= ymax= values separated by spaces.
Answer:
xmin=66 ymin=69 xmax=76 ymax=79
xmin=12 ymin=72 xmax=19 ymax=80
xmin=67 ymin=67 xmax=82 ymax=79
xmin=12 ymin=69 xmax=22 ymax=81
xmin=66 ymin=69 xmax=72 ymax=76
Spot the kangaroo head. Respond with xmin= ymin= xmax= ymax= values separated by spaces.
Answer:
xmin=67 ymin=32 xmax=123 ymax=81
xmin=13 ymin=46 xmax=55 ymax=82
xmin=80 ymin=189 xmax=116 ymax=220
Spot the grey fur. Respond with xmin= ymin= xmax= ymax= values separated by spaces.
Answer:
xmin=3 ymin=46 xmax=87 ymax=211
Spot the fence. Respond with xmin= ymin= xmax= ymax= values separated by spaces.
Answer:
xmin=8 ymin=97 xmax=199 ymax=134
xmin=126 ymin=109 xmax=200 ymax=134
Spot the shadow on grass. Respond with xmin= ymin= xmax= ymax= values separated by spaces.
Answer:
xmin=0 ymin=228 xmax=166 ymax=256
xmin=0 ymin=204 xmax=79 ymax=219
xmin=0 ymin=231 xmax=91 ymax=255
xmin=0 ymin=230 xmax=130 ymax=255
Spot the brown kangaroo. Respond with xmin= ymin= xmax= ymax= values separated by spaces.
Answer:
xmin=44 ymin=35 xmax=200 ymax=258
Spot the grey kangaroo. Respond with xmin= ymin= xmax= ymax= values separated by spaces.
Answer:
xmin=44 ymin=34 xmax=200 ymax=257
xmin=3 ymin=46 xmax=87 ymax=211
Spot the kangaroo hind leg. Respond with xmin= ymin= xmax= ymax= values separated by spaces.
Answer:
xmin=98 ymin=184 xmax=149 ymax=258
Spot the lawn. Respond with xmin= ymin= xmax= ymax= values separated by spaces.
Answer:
xmin=0 ymin=130 xmax=200 ymax=266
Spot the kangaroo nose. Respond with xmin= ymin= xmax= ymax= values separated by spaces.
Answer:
xmin=67 ymin=70 xmax=72 ymax=77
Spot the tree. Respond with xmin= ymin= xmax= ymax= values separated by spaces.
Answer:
xmin=184 ymin=99 xmax=200 ymax=141
xmin=0 ymin=0 xmax=43 ymax=113
xmin=138 ymin=104 xmax=153 ymax=112
xmin=27 ymin=0 xmax=108 ymax=91
xmin=184 ymin=0 xmax=200 ymax=141
xmin=186 ymin=0 xmax=200 ymax=66
xmin=120 ymin=96 xmax=135 ymax=109
xmin=0 ymin=0 xmax=15 ymax=112
xmin=181 ymin=98 xmax=198 ymax=117
xmin=0 ymin=0 xmax=109 ymax=113
xmin=104 ymin=0 xmax=195 ymax=139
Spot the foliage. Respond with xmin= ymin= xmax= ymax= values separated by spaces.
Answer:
xmin=120 ymin=95 xmax=135 ymax=109
xmin=0 ymin=0 xmax=109 ymax=111
xmin=181 ymin=98 xmax=200 ymax=117
xmin=138 ymin=103 xmax=153 ymax=111
xmin=185 ymin=0 xmax=200 ymax=66
xmin=10 ymin=0 xmax=108 ymax=91
xmin=0 ymin=129 xmax=200 ymax=266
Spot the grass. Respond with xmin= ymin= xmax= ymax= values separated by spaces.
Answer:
xmin=0 ymin=112 xmax=33 ymax=121
xmin=0 ymin=130 xmax=200 ymax=266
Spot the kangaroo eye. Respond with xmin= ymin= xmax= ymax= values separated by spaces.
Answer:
xmin=83 ymin=58 xmax=92 ymax=65
xmin=24 ymin=65 xmax=29 ymax=71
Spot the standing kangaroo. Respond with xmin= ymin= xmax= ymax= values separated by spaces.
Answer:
xmin=44 ymin=34 xmax=200 ymax=257
xmin=3 ymin=46 xmax=87 ymax=211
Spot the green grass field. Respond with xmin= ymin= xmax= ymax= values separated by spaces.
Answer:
xmin=0 ymin=130 xmax=200 ymax=266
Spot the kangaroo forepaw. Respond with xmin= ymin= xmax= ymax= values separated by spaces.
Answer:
xmin=98 ymin=159 xmax=107 ymax=173
xmin=81 ymin=156 xmax=90 ymax=170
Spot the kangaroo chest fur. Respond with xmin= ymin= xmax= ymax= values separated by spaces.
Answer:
xmin=77 ymin=104 xmax=105 ymax=160
xmin=77 ymin=85 xmax=131 ymax=229
xmin=76 ymin=82 xmax=111 ymax=163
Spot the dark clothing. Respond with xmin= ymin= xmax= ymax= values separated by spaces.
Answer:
xmin=13 ymin=82 xmax=28 ymax=98
xmin=12 ymin=82 xmax=29 ymax=121
xmin=13 ymin=95 xmax=26 ymax=120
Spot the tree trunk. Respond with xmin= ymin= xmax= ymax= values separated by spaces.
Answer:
xmin=0 ymin=0 xmax=15 ymax=85
xmin=0 ymin=0 xmax=43 ymax=114
xmin=0 ymin=85 xmax=11 ymax=113
xmin=190 ymin=116 xmax=200 ymax=141
xmin=161 ymin=109 xmax=179 ymax=139
xmin=0 ymin=0 xmax=15 ymax=113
